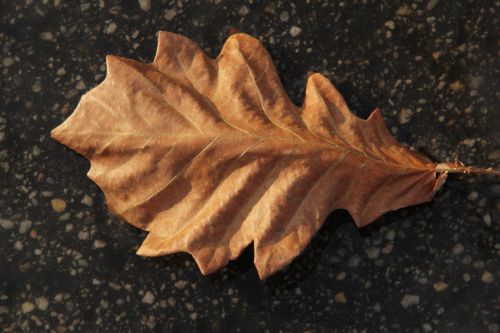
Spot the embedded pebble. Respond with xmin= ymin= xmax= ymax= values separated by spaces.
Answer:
xmin=142 ymin=291 xmax=155 ymax=304
xmin=18 ymin=220 xmax=32 ymax=234
xmin=78 ymin=231 xmax=89 ymax=240
xmin=365 ymin=247 xmax=380 ymax=259
xmin=426 ymin=0 xmax=440 ymax=10
xmin=385 ymin=21 xmax=395 ymax=30
xmin=396 ymin=5 xmax=411 ymax=16
xmin=51 ymin=199 xmax=67 ymax=212
xmin=399 ymin=107 xmax=413 ymax=124
xmin=164 ymin=9 xmax=177 ymax=21
xmin=174 ymin=280 xmax=188 ymax=289
xmin=21 ymin=302 xmax=35 ymax=313
xmin=433 ymin=281 xmax=449 ymax=292
xmin=32 ymin=81 xmax=42 ymax=93
xmin=467 ymin=191 xmax=479 ymax=201
xmin=14 ymin=240 xmax=23 ymax=251
xmin=0 ymin=218 xmax=14 ymax=230
xmin=81 ymin=195 xmax=93 ymax=206
xmin=40 ymin=31 xmax=54 ymax=41
xmin=481 ymin=271 xmax=494 ymax=284
xmin=93 ymin=239 xmax=106 ymax=248
xmin=334 ymin=292 xmax=346 ymax=303
xmin=482 ymin=214 xmax=491 ymax=226
xmin=452 ymin=244 xmax=464 ymax=256
xmin=449 ymin=81 xmax=465 ymax=91
xmin=238 ymin=5 xmax=249 ymax=16
xmin=3 ymin=57 xmax=14 ymax=67
xmin=401 ymin=295 xmax=420 ymax=308
xmin=36 ymin=297 xmax=49 ymax=311
xmin=105 ymin=22 xmax=117 ymax=34
xmin=138 ymin=0 xmax=150 ymax=11
xmin=289 ymin=26 xmax=302 ymax=37
xmin=279 ymin=11 xmax=289 ymax=22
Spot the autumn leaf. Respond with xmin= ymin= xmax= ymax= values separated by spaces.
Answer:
xmin=51 ymin=31 xmax=497 ymax=279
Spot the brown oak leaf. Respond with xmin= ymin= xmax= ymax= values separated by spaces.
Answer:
xmin=52 ymin=31 xmax=445 ymax=279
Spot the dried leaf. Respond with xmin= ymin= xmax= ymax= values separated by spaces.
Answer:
xmin=52 ymin=31 xmax=442 ymax=279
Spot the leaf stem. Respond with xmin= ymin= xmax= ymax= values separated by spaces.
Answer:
xmin=435 ymin=162 xmax=500 ymax=176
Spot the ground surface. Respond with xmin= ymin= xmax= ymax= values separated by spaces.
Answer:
xmin=0 ymin=0 xmax=499 ymax=332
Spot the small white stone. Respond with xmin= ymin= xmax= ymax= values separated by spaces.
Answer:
xmin=32 ymin=146 xmax=41 ymax=156
xmin=142 ymin=291 xmax=155 ymax=304
xmin=396 ymin=5 xmax=411 ymax=16
xmin=425 ymin=0 xmax=440 ymax=10
xmin=18 ymin=220 xmax=32 ymax=234
xmin=279 ymin=11 xmax=289 ymax=22
xmin=481 ymin=271 xmax=494 ymax=284
xmin=334 ymin=292 xmax=347 ymax=303
xmin=21 ymin=302 xmax=35 ymax=313
xmin=56 ymin=67 xmax=66 ymax=76
xmin=398 ymin=107 xmax=413 ymax=124
xmin=14 ymin=240 xmax=23 ymax=251
xmin=467 ymin=191 xmax=479 ymax=201
xmin=78 ymin=231 xmax=89 ymax=240
xmin=2 ymin=58 xmax=15 ymax=67
xmin=106 ymin=22 xmax=117 ymax=34
xmin=422 ymin=323 xmax=433 ymax=332
xmin=483 ymin=214 xmax=491 ymax=226
xmin=40 ymin=32 xmax=54 ymax=41
xmin=174 ymin=280 xmax=188 ymax=289
xmin=462 ymin=138 xmax=475 ymax=147
xmin=51 ymin=198 xmax=67 ymax=212
xmin=36 ymin=297 xmax=49 ymax=311
xmin=289 ymin=26 xmax=302 ymax=37
xmin=80 ymin=3 xmax=91 ymax=11
xmin=385 ymin=21 xmax=395 ymax=30
xmin=238 ymin=5 xmax=249 ymax=16
xmin=164 ymin=9 xmax=177 ymax=21
xmin=93 ymin=239 xmax=106 ymax=248
xmin=401 ymin=294 xmax=419 ymax=308
xmin=75 ymin=80 xmax=86 ymax=90
xmin=138 ymin=0 xmax=151 ymax=11
xmin=81 ymin=195 xmax=93 ymax=206
xmin=32 ymin=81 xmax=42 ymax=93
xmin=0 ymin=218 xmax=14 ymax=230
xmin=433 ymin=281 xmax=449 ymax=292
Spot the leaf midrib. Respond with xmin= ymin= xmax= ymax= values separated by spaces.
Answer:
xmin=60 ymin=128 xmax=433 ymax=173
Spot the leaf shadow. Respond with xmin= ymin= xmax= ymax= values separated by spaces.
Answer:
xmin=203 ymin=199 xmax=436 ymax=292
xmin=204 ymin=209 xmax=357 ymax=287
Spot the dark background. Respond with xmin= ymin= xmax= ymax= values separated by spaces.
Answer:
xmin=1 ymin=0 xmax=499 ymax=332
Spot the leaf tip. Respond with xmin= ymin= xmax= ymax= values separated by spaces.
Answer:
xmin=50 ymin=125 xmax=63 ymax=142
xmin=135 ymin=247 xmax=147 ymax=256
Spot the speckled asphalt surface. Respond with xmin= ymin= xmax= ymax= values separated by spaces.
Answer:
xmin=1 ymin=1 xmax=499 ymax=332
